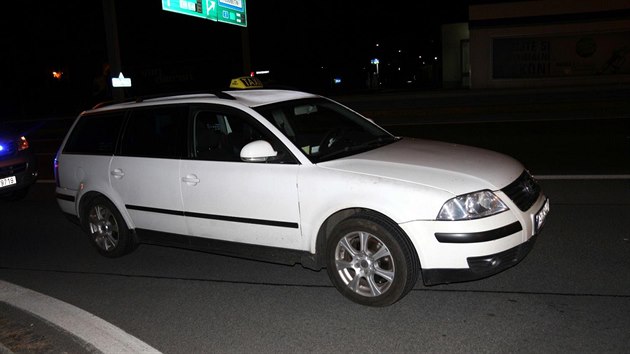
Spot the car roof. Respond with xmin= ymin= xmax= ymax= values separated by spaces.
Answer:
xmin=88 ymin=89 xmax=319 ymax=113
xmin=224 ymin=89 xmax=317 ymax=107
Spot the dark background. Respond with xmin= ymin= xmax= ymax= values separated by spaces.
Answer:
xmin=0 ymin=1 xmax=468 ymax=118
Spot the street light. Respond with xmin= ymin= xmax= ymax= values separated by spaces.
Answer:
xmin=371 ymin=58 xmax=380 ymax=75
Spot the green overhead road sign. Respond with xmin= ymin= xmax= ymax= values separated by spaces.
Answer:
xmin=215 ymin=0 xmax=246 ymax=26
xmin=162 ymin=0 xmax=247 ymax=27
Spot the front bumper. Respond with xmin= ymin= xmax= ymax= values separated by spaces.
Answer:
xmin=0 ymin=153 xmax=38 ymax=195
xmin=400 ymin=193 xmax=548 ymax=286
xmin=422 ymin=234 xmax=538 ymax=285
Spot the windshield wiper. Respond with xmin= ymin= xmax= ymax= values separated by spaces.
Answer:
xmin=316 ymin=136 xmax=400 ymax=162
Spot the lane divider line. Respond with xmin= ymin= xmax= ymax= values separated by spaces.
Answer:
xmin=535 ymin=175 xmax=630 ymax=180
xmin=0 ymin=280 xmax=161 ymax=354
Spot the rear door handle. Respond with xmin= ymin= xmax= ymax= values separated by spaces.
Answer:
xmin=182 ymin=174 xmax=200 ymax=186
xmin=111 ymin=168 xmax=125 ymax=179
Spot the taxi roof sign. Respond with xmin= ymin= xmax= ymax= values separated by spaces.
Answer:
xmin=230 ymin=76 xmax=263 ymax=89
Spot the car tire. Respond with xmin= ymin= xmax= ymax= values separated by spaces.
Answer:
xmin=326 ymin=213 xmax=419 ymax=306
xmin=1 ymin=188 xmax=29 ymax=201
xmin=83 ymin=196 xmax=135 ymax=258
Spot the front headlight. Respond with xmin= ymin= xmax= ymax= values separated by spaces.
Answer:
xmin=437 ymin=190 xmax=509 ymax=221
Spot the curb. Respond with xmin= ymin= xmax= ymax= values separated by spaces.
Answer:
xmin=0 ymin=280 xmax=161 ymax=353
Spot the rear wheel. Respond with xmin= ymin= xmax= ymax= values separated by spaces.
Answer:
xmin=326 ymin=213 xmax=419 ymax=306
xmin=83 ymin=197 xmax=135 ymax=257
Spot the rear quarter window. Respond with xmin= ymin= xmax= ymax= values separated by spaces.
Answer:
xmin=63 ymin=112 xmax=126 ymax=155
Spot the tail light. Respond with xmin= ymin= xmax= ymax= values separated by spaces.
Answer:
xmin=54 ymin=157 xmax=60 ymax=187
xmin=18 ymin=136 xmax=29 ymax=151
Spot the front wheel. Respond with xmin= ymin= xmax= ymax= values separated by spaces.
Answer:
xmin=83 ymin=197 xmax=135 ymax=258
xmin=326 ymin=213 xmax=419 ymax=306
xmin=1 ymin=187 xmax=29 ymax=201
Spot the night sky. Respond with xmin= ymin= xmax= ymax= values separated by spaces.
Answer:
xmin=0 ymin=1 xmax=468 ymax=118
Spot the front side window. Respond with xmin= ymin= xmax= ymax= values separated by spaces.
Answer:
xmin=254 ymin=98 xmax=397 ymax=163
xmin=119 ymin=106 xmax=187 ymax=159
xmin=191 ymin=107 xmax=295 ymax=163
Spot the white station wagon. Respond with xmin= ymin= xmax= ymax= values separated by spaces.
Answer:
xmin=55 ymin=81 xmax=549 ymax=306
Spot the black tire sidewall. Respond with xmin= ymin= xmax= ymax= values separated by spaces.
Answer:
xmin=1 ymin=187 xmax=29 ymax=201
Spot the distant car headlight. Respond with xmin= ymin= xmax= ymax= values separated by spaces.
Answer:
xmin=437 ymin=190 xmax=509 ymax=221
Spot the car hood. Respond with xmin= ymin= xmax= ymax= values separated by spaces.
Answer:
xmin=318 ymin=138 xmax=524 ymax=195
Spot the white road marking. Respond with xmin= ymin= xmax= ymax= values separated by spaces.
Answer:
xmin=535 ymin=175 xmax=630 ymax=180
xmin=0 ymin=280 xmax=161 ymax=354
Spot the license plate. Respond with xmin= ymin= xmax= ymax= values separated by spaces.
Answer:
xmin=0 ymin=176 xmax=17 ymax=188
xmin=535 ymin=199 xmax=550 ymax=232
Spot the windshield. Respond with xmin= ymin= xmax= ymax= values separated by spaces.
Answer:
xmin=254 ymin=98 xmax=397 ymax=163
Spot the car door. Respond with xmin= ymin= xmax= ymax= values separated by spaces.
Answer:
xmin=110 ymin=105 xmax=188 ymax=235
xmin=180 ymin=106 xmax=302 ymax=250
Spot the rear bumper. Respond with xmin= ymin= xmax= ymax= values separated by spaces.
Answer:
xmin=422 ymin=234 xmax=538 ymax=285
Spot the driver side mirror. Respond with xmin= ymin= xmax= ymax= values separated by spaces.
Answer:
xmin=240 ymin=140 xmax=278 ymax=162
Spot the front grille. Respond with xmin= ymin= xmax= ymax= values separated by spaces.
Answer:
xmin=0 ymin=163 xmax=27 ymax=178
xmin=501 ymin=170 xmax=541 ymax=211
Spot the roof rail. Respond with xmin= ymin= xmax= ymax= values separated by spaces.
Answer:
xmin=91 ymin=90 xmax=240 ymax=109
xmin=91 ymin=100 xmax=116 ymax=109
xmin=91 ymin=96 xmax=142 ymax=109
xmin=213 ymin=91 xmax=236 ymax=100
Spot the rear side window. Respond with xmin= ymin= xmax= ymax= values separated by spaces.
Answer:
xmin=119 ymin=106 xmax=187 ymax=159
xmin=63 ymin=112 xmax=125 ymax=155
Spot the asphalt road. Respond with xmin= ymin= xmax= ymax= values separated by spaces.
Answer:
xmin=1 ymin=179 xmax=629 ymax=353
xmin=1 ymin=85 xmax=629 ymax=352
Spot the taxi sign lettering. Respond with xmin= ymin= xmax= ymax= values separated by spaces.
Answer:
xmin=230 ymin=76 xmax=263 ymax=89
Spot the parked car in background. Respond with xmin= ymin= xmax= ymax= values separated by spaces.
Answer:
xmin=0 ymin=130 xmax=38 ymax=200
